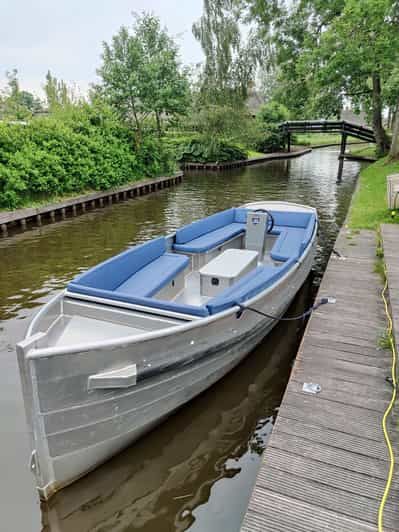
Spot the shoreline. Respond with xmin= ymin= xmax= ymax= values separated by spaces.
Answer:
xmin=181 ymin=147 xmax=312 ymax=171
xmin=0 ymin=172 xmax=183 ymax=237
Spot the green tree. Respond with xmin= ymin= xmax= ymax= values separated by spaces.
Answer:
xmin=44 ymin=70 xmax=74 ymax=110
xmin=0 ymin=70 xmax=43 ymax=119
xmin=245 ymin=0 xmax=346 ymax=117
xmin=192 ymin=0 xmax=258 ymax=105
xmin=97 ymin=13 xmax=189 ymax=139
xmin=303 ymin=0 xmax=398 ymax=155
xmin=244 ymin=0 xmax=399 ymax=155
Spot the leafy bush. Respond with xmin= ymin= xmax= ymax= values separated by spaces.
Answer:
xmin=254 ymin=101 xmax=291 ymax=153
xmin=177 ymin=137 xmax=247 ymax=163
xmin=257 ymin=101 xmax=290 ymax=125
xmin=0 ymin=104 xmax=175 ymax=209
xmin=254 ymin=126 xmax=286 ymax=153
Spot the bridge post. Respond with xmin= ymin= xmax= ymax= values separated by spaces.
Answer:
xmin=287 ymin=132 xmax=291 ymax=152
xmin=340 ymin=131 xmax=347 ymax=157
xmin=337 ymin=132 xmax=347 ymax=181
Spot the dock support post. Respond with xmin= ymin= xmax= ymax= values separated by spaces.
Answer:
xmin=50 ymin=211 xmax=55 ymax=222
xmin=61 ymin=208 xmax=66 ymax=219
xmin=20 ymin=218 xmax=27 ymax=230
xmin=81 ymin=202 xmax=86 ymax=212
xmin=1 ymin=224 xmax=8 ymax=236
xmin=36 ymin=215 xmax=42 ymax=227
xmin=72 ymin=205 xmax=77 ymax=216
xmin=91 ymin=200 xmax=96 ymax=208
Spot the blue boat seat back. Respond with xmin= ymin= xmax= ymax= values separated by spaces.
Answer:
xmin=206 ymin=258 xmax=296 ymax=315
xmin=301 ymin=216 xmax=316 ymax=252
xmin=234 ymin=208 xmax=249 ymax=223
xmin=269 ymin=211 xmax=313 ymax=229
xmin=174 ymin=223 xmax=245 ymax=253
xmin=175 ymin=208 xmax=236 ymax=244
xmin=173 ymin=208 xmax=248 ymax=254
xmin=72 ymin=237 xmax=167 ymax=291
xmin=116 ymin=253 xmax=189 ymax=297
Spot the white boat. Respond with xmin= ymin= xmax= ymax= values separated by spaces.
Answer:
xmin=16 ymin=200 xmax=317 ymax=500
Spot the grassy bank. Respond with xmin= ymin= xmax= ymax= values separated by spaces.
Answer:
xmin=348 ymin=157 xmax=399 ymax=229
xmin=294 ymin=133 xmax=372 ymax=149
xmin=294 ymin=133 xmax=342 ymax=146
xmin=348 ymin=144 xmax=377 ymax=158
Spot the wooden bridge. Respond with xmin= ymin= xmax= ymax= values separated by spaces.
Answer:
xmin=279 ymin=120 xmax=376 ymax=153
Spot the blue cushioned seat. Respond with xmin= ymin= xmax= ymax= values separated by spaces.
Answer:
xmin=116 ymin=253 xmax=189 ymax=297
xmin=72 ymin=237 xmax=168 ymax=291
xmin=270 ymin=228 xmax=305 ymax=262
xmin=270 ymin=213 xmax=316 ymax=262
xmin=173 ymin=208 xmax=248 ymax=254
xmin=68 ymin=236 xmax=194 ymax=312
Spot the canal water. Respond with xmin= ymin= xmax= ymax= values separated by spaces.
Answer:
xmin=0 ymin=148 xmax=362 ymax=532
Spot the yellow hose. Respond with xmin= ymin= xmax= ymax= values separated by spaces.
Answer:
xmin=378 ymin=264 xmax=397 ymax=532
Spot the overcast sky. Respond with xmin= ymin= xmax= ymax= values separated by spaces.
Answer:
xmin=1 ymin=0 xmax=204 ymax=97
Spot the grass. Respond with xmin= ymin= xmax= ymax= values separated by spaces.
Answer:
xmin=294 ymin=133 xmax=342 ymax=146
xmin=293 ymin=133 xmax=374 ymax=150
xmin=348 ymin=156 xmax=399 ymax=229
xmin=247 ymin=149 xmax=267 ymax=158
xmin=348 ymin=144 xmax=377 ymax=158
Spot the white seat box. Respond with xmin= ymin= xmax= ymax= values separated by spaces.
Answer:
xmin=199 ymin=248 xmax=259 ymax=297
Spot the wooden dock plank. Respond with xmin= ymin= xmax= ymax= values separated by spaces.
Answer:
xmin=241 ymin=229 xmax=399 ymax=531
xmin=274 ymin=417 xmax=389 ymax=461
xmin=243 ymin=488 xmax=377 ymax=532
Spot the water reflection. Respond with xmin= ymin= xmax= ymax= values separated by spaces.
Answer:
xmin=0 ymin=148 xmax=362 ymax=531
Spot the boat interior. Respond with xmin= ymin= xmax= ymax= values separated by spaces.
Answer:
xmin=32 ymin=206 xmax=316 ymax=349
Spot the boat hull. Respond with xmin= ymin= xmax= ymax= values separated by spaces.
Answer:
xmin=17 ymin=207 xmax=316 ymax=499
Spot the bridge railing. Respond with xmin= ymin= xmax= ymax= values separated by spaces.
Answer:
xmin=279 ymin=120 xmax=375 ymax=143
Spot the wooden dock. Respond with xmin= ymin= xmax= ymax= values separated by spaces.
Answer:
xmin=241 ymin=228 xmax=399 ymax=531
xmin=0 ymin=172 xmax=183 ymax=236
xmin=181 ymin=147 xmax=311 ymax=171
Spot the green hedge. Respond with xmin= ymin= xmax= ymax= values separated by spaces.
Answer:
xmin=0 ymin=105 xmax=175 ymax=209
